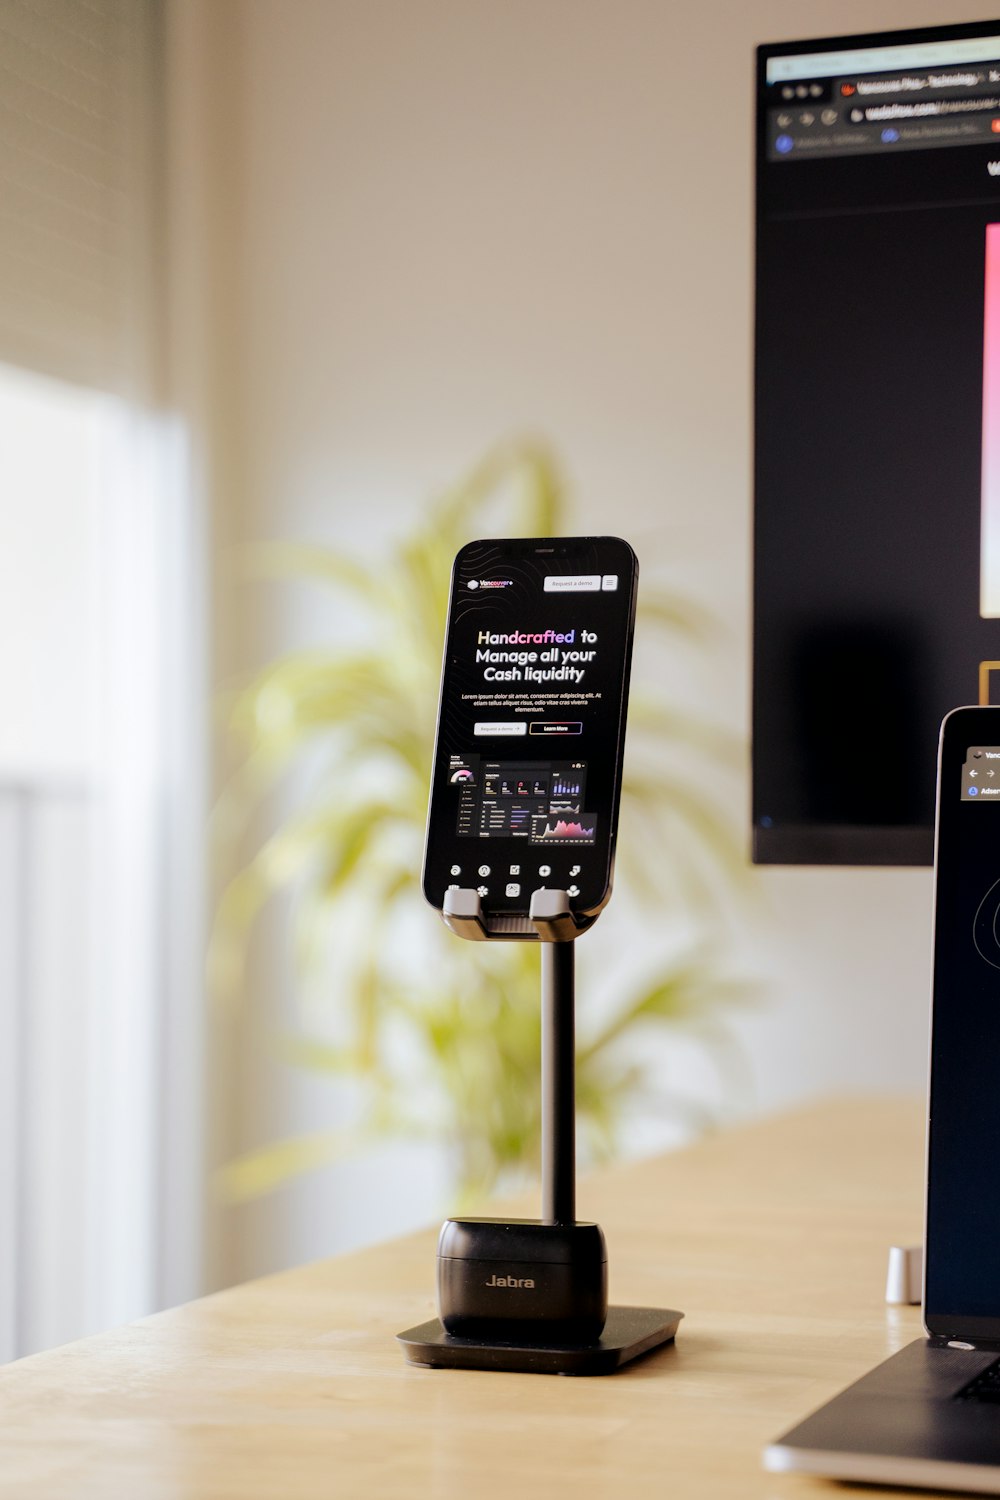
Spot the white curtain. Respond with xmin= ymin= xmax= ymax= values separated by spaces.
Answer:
xmin=0 ymin=0 xmax=205 ymax=1360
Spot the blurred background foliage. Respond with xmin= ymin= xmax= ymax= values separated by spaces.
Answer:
xmin=211 ymin=441 xmax=751 ymax=1205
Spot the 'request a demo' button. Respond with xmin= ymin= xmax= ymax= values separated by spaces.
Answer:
xmin=474 ymin=721 xmax=527 ymax=736
xmin=529 ymin=721 xmax=583 ymax=735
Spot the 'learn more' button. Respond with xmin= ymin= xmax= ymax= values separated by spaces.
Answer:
xmin=474 ymin=721 xmax=527 ymax=736
xmin=529 ymin=721 xmax=583 ymax=735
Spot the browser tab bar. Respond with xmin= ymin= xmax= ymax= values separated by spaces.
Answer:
xmin=767 ymin=36 xmax=1000 ymax=85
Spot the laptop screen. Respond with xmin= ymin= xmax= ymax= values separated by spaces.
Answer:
xmin=926 ymin=705 xmax=1000 ymax=1338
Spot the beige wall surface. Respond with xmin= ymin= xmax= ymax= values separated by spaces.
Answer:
xmin=179 ymin=0 xmax=991 ymax=1283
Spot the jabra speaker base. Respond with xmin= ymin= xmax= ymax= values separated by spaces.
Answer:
xmin=396 ymin=1304 xmax=683 ymax=1376
xmin=436 ymin=1217 xmax=608 ymax=1342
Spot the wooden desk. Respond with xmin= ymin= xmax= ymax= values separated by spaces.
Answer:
xmin=0 ymin=1098 xmax=931 ymax=1500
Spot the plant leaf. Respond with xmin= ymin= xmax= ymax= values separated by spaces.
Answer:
xmin=216 ymin=1129 xmax=356 ymax=1203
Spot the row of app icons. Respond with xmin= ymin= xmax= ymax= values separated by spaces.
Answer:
xmin=450 ymin=882 xmax=584 ymax=898
xmin=450 ymin=861 xmax=583 ymax=878
xmin=447 ymin=859 xmax=584 ymax=900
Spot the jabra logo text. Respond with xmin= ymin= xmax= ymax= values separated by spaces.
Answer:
xmin=485 ymin=1274 xmax=535 ymax=1288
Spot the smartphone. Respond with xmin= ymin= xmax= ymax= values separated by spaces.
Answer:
xmin=422 ymin=536 xmax=638 ymax=931
xmin=925 ymin=706 xmax=1000 ymax=1339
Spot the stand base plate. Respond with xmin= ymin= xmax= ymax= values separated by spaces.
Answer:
xmin=396 ymin=1305 xmax=683 ymax=1376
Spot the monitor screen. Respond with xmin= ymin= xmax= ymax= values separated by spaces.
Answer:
xmin=754 ymin=19 xmax=1000 ymax=865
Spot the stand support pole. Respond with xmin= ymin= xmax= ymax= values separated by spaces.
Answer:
xmin=399 ymin=895 xmax=686 ymax=1373
xmin=541 ymin=940 xmax=576 ymax=1226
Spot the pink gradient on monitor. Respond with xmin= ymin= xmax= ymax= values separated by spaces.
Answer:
xmin=982 ymin=223 xmax=1000 ymax=617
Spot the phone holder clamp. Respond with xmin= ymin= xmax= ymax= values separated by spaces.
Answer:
xmin=442 ymin=886 xmax=597 ymax=943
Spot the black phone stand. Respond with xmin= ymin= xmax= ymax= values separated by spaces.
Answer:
xmin=397 ymin=888 xmax=683 ymax=1376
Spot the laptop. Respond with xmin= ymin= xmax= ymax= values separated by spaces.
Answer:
xmin=765 ymin=707 xmax=1000 ymax=1494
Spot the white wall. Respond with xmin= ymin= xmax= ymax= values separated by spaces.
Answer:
xmin=194 ymin=0 xmax=990 ymax=1280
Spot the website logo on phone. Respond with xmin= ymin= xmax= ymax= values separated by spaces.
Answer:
xmin=467 ymin=578 xmax=513 ymax=589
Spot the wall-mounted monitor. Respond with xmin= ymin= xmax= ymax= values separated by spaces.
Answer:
xmin=754 ymin=18 xmax=1000 ymax=865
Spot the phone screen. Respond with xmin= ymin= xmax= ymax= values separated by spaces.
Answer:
xmin=925 ymin=706 xmax=1000 ymax=1338
xmin=422 ymin=536 xmax=638 ymax=920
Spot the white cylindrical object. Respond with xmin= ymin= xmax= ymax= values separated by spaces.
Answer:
xmin=885 ymin=1244 xmax=923 ymax=1305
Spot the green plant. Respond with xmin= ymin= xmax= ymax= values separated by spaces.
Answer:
xmin=212 ymin=440 xmax=749 ymax=1203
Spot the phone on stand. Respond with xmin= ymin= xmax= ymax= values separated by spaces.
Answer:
xmin=422 ymin=536 xmax=638 ymax=930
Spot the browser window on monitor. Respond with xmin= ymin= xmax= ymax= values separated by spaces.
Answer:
xmin=754 ymin=20 xmax=1000 ymax=866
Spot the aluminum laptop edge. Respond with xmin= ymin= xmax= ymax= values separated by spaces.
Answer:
xmin=764 ymin=1338 xmax=1000 ymax=1494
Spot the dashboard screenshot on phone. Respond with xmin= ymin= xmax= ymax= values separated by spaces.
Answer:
xmin=423 ymin=539 xmax=636 ymax=917
xmin=754 ymin=21 xmax=1000 ymax=864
